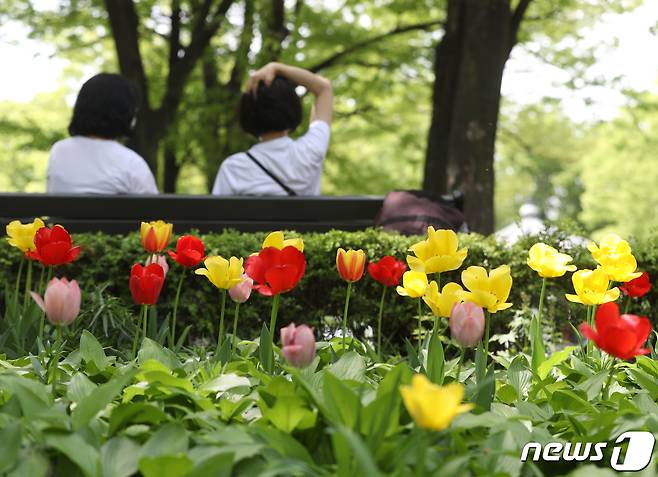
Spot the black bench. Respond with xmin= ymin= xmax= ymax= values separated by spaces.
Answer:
xmin=0 ymin=193 xmax=385 ymax=234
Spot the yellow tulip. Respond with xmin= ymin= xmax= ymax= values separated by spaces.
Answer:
xmin=423 ymin=281 xmax=464 ymax=318
xmin=565 ymin=268 xmax=620 ymax=305
xmin=195 ymin=256 xmax=245 ymax=290
xmin=400 ymin=374 xmax=473 ymax=431
xmin=527 ymin=243 xmax=577 ymax=278
xmin=461 ymin=265 xmax=513 ymax=313
xmin=406 ymin=227 xmax=468 ymax=274
xmin=6 ymin=218 xmax=45 ymax=253
xmin=396 ymin=271 xmax=429 ymax=298
xmin=262 ymin=231 xmax=304 ymax=252
xmin=587 ymin=234 xmax=641 ymax=282
xmin=140 ymin=220 xmax=173 ymax=253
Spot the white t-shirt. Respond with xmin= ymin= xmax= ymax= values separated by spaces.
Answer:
xmin=212 ymin=120 xmax=330 ymax=196
xmin=47 ymin=136 xmax=159 ymax=194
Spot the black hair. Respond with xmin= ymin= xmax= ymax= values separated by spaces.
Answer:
xmin=239 ymin=77 xmax=302 ymax=137
xmin=68 ymin=73 xmax=140 ymax=139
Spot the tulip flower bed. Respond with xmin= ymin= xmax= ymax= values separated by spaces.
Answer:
xmin=1 ymin=221 xmax=658 ymax=476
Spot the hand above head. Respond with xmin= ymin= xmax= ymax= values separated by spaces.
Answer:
xmin=246 ymin=62 xmax=280 ymax=97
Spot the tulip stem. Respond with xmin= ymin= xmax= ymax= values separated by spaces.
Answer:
xmin=456 ymin=347 xmax=465 ymax=382
xmin=417 ymin=298 xmax=423 ymax=355
xmin=142 ymin=304 xmax=149 ymax=341
xmin=483 ymin=312 xmax=491 ymax=362
xmin=38 ymin=267 xmax=53 ymax=344
xmin=216 ymin=289 xmax=227 ymax=358
xmin=169 ymin=271 xmax=186 ymax=349
xmin=51 ymin=325 xmax=63 ymax=398
xmin=341 ymin=282 xmax=353 ymax=350
xmin=586 ymin=306 xmax=593 ymax=358
xmin=13 ymin=258 xmax=24 ymax=316
xmin=231 ymin=302 xmax=241 ymax=360
xmin=624 ymin=296 xmax=631 ymax=314
xmin=537 ymin=278 xmax=546 ymax=327
xmin=603 ymin=358 xmax=617 ymax=400
xmin=377 ymin=286 xmax=387 ymax=361
xmin=436 ymin=273 xmax=441 ymax=289
xmin=269 ymin=294 xmax=281 ymax=364
xmin=132 ymin=305 xmax=147 ymax=360
xmin=23 ymin=259 xmax=34 ymax=313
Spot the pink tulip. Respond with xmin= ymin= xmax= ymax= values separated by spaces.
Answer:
xmin=450 ymin=301 xmax=485 ymax=347
xmin=229 ymin=274 xmax=253 ymax=304
xmin=30 ymin=278 xmax=81 ymax=327
xmin=280 ymin=323 xmax=316 ymax=368
xmin=145 ymin=254 xmax=169 ymax=276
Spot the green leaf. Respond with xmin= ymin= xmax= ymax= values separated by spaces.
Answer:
xmin=474 ymin=364 xmax=495 ymax=411
xmin=138 ymin=338 xmax=180 ymax=371
xmin=331 ymin=425 xmax=382 ymax=477
xmin=72 ymin=367 xmax=138 ymax=429
xmin=538 ymin=346 xmax=577 ymax=380
xmin=0 ymin=420 xmax=22 ymax=473
xmin=138 ymin=456 xmax=193 ymax=477
xmin=44 ymin=432 xmax=100 ymax=477
xmin=101 ymin=437 xmax=140 ymax=477
xmin=67 ymin=372 xmax=97 ymax=404
xmin=426 ymin=329 xmax=444 ymax=385
xmin=323 ymin=371 xmax=360 ymax=429
xmin=6 ymin=449 xmax=49 ymax=477
xmin=575 ymin=371 xmax=609 ymax=401
xmin=550 ymin=389 xmax=596 ymax=413
xmin=328 ymin=351 xmax=366 ymax=382
xmin=188 ymin=451 xmax=234 ymax=477
xmin=628 ymin=368 xmax=658 ymax=397
xmin=140 ymin=422 xmax=189 ymax=457
xmin=259 ymin=377 xmax=316 ymax=433
xmin=108 ymin=403 xmax=168 ymax=436
xmin=80 ymin=330 xmax=109 ymax=373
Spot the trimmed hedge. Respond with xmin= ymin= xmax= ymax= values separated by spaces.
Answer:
xmin=1 ymin=227 xmax=655 ymax=354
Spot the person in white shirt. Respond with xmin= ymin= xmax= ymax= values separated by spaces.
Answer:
xmin=47 ymin=73 xmax=158 ymax=195
xmin=212 ymin=62 xmax=333 ymax=196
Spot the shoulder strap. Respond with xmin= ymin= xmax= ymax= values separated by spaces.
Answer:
xmin=246 ymin=151 xmax=297 ymax=196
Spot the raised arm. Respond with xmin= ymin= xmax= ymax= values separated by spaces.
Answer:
xmin=246 ymin=62 xmax=333 ymax=125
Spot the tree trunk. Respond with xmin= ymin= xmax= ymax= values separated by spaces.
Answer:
xmin=423 ymin=0 xmax=524 ymax=234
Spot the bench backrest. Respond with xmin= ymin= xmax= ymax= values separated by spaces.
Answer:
xmin=0 ymin=193 xmax=384 ymax=234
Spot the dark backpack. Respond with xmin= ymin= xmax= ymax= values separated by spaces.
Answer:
xmin=375 ymin=190 xmax=468 ymax=235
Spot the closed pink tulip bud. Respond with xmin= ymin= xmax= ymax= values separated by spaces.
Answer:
xmin=449 ymin=301 xmax=485 ymax=347
xmin=145 ymin=254 xmax=169 ymax=276
xmin=280 ymin=323 xmax=316 ymax=368
xmin=229 ymin=274 xmax=253 ymax=304
xmin=30 ymin=278 xmax=81 ymax=327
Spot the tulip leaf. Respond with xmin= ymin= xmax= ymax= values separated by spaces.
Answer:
xmin=331 ymin=424 xmax=382 ymax=477
xmin=100 ymin=436 xmax=140 ymax=477
xmin=328 ymin=351 xmax=366 ymax=382
xmin=538 ymin=346 xmax=577 ymax=380
xmin=474 ymin=364 xmax=495 ymax=411
xmin=72 ymin=367 xmax=138 ymax=429
xmin=323 ymin=371 xmax=360 ymax=428
xmin=217 ymin=338 xmax=232 ymax=365
xmin=138 ymin=456 xmax=193 ymax=477
xmin=80 ymin=330 xmax=109 ymax=373
xmin=426 ymin=328 xmax=445 ymax=385
xmin=44 ymin=431 xmax=100 ymax=477
xmin=0 ymin=419 xmax=21 ymax=473
xmin=259 ymin=323 xmax=273 ymax=373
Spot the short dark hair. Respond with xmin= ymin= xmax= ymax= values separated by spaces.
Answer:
xmin=239 ymin=77 xmax=302 ymax=137
xmin=68 ymin=73 xmax=140 ymax=139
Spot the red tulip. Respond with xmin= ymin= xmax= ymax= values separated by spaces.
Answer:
xmin=168 ymin=235 xmax=205 ymax=268
xmin=579 ymin=302 xmax=651 ymax=360
xmin=244 ymin=246 xmax=306 ymax=296
xmin=367 ymin=256 xmax=407 ymax=287
xmin=129 ymin=263 xmax=165 ymax=305
xmin=620 ymin=272 xmax=651 ymax=298
xmin=27 ymin=225 xmax=80 ymax=266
